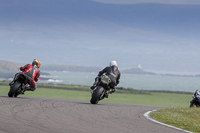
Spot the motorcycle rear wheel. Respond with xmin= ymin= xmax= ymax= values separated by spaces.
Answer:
xmin=90 ymin=86 xmax=104 ymax=104
xmin=8 ymin=81 xmax=21 ymax=97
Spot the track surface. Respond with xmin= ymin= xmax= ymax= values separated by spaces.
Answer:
xmin=0 ymin=95 xmax=186 ymax=133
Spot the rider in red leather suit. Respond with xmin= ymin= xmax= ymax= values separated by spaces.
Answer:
xmin=9 ymin=59 xmax=41 ymax=91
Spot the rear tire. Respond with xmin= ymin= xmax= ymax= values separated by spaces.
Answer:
xmin=196 ymin=103 xmax=200 ymax=107
xmin=90 ymin=86 xmax=104 ymax=104
xmin=8 ymin=81 xmax=21 ymax=97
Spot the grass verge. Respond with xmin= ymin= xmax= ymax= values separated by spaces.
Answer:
xmin=151 ymin=107 xmax=200 ymax=133
xmin=0 ymin=83 xmax=192 ymax=107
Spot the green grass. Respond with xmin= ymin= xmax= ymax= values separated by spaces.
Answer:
xmin=0 ymin=85 xmax=91 ymax=101
xmin=0 ymin=84 xmax=192 ymax=107
xmin=1 ymin=83 xmax=196 ymax=132
xmin=151 ymin=107 xmax=200 ymax=133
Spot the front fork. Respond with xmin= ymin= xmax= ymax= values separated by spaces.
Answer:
xmin=99 ymin=90 xmax=106 ymax=100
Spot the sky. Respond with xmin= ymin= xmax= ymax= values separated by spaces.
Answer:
xmin=0 ymin=0 xmax=200 ymax=74
xmin=93 ymin=0 xmax=200 ymax=5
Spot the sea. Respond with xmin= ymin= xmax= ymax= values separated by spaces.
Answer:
xmin=38 ymin=71 xmax=200 ymax=93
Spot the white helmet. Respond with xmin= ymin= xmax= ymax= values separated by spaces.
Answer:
xmin=109 ymin=60 xmax=117 ymax=66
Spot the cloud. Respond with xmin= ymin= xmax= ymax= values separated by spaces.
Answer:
xmin=92 ymin=0 xmax=200 ymax=5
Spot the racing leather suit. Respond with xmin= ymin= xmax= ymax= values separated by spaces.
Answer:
xmin=20 ymin=64 xmax=40 ymax=91
xmin=97 ymin=65 xmax=121 ymax=89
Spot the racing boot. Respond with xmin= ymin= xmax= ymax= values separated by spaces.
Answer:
xmin=90 ymin=85 xmax=96 ymax=90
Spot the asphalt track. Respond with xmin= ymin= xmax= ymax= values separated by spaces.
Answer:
xmin=0 ymin=95 xmax=187 ymax=133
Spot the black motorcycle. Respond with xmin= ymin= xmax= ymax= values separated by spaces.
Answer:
xmin=90 ymin=75 xmax=113 ymax=104
xmin=8 ymin=74 xmax=29 ymax=97
xmin=189 ymin=90 xmax=200 ymax=108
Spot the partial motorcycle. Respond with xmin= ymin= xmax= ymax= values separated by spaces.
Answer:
xmin=189 ymin=90 xmax=200 ymax=108
xmin=8 ymin=73 xmax=29 ymax=97
xmin=90 ymin=74 xmax=113 ymax=104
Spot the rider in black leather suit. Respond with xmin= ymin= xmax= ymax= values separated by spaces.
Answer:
xmin=91 ymin=61 xmax=121 ymax=93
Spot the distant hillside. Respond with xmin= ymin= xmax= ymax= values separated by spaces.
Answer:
xmin=121 ymin=68 xmax=156 ymax=75
xmin=0 ymin=60 xmax=155 ymax=75
xmin=0 ymin=60 xmax=101 ymax=73
xmin=2 ymin=60 xmax=199 ymax=79
xmin=0 ymin=60 xmax=20 ymax=79
xmin=41 ymin=64 xmax=101 ymax=73
xmin=0 ymin=60 xmax=21 ymax=72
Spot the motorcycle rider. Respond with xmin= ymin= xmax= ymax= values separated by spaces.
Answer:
xmin=190 ymin=89 xmax=200 ymax=107
xmin=193 ymin=90 xmax=200 ymax=98
xmin=91 ymin=60 xmax=121 ymax=93
xmin=9 ymin=59 xmax=41 ymax=92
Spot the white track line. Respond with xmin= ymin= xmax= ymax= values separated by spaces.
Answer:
xmin=144 ymin=110 xmax=193 ymax=133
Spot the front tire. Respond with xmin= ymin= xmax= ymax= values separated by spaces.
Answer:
xmin=90 ymin=86 xmax=104 ymax=104
xmin=190 ymin=100 xmax=196 ymax=108
xmin=8 ymin=81 xmax=21 ymax=97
